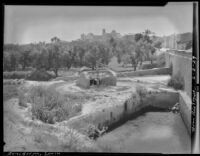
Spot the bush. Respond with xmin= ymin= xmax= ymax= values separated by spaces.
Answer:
xmin=3 ymin=71 xmax=30 ymax=79
xmin=140 ymin=63 xmax=158 ymax=70
xmin=156 ymin=52 xmax=166 ymax=68
xmin=136 ymin=85 xmax=148 ymax=99
xmin=26 ymin=86 xmax=83 ymax=124
xmin=3 ymin=79 xmax=25 ymax=85
xmin=26 ymin=69 xmax=55 ymax=81
xmin=167 ymin=73 xmax=184 ymax=90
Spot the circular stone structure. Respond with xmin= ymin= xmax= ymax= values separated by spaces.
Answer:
xmin=76 ymin=69 xmax=117 ymax=89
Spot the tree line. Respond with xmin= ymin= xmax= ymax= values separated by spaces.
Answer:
xmin=3 ymin=29 xmax=163 ymax=76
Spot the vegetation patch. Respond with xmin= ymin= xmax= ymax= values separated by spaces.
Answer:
xmin=3 ymin=71 xmax=30 ymax=79
xmin=155 ymin=52 xmax=166 ymax=68
xmin=26 ymin=69 xmax=55 ymax=81
xmin=167 ymin=73 xmax=184 ymax=90
xmin=3 ymin=84 xmax=20 ymax=101
xmin=140 ymin=63 xmax=158 ymax=70
xmin=3 ymin=79 xmax=25 ymax=85
xmin=21 ymin=85 xmax=87 ymax=124
xmin=135 ymin=85 xmax=148 ymax=99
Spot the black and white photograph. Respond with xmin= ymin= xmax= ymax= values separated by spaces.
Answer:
xmin=3 ymin=2 xmax=199 ymax=154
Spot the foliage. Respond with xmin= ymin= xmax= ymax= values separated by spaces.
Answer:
xmin=3 ymin=84 xmax=20 ymax=101
xmin=139 ymin=63 xmax=158 ymax=70
xmin=167 ymin=73 xmax=184 ymax=90
xmin=27 ymin=86 xmax=83 ymax=124
xmin=81 ymin=123 xmax=108 ymax=140
xmin=3 ymin=29 xmax=165 ymax=73
xmin=26 ymin=69 xmax=55 ymax=81
xmin=121 ymin=54 xmax=131 ymax=67
xmin=185 ymin=40 xmax=192 ymax=50
xmin=3 ymin=71 xmax=30 ymax=79
xmin=153 ymin=40 xmax=162 ymax=49
xmin=155 ymin=52 xmax=166 ymax=68
xmin=135 ymin=85 xmax=148 ymax=99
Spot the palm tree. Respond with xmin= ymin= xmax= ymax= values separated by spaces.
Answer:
xmin=51 ymin=37 xmax=60 ymax=43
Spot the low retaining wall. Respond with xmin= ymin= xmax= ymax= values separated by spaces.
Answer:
xmin=117 ymin=67 xmax=170 ymax=77
xmin=62 ymin=89 xmax=179 ymax=135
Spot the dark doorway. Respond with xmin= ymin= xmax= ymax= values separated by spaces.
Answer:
xmin=90 ymin=78 xmax=100 ymax=86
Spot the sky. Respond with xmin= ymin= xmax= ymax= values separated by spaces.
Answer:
xmin=4 ymin=2 xmax=193 ymax=44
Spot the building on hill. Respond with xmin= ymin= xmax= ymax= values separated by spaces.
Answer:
xmin=80 ymin=29 xmax=121 ymax=42
xmin=162 ymin=32 xmax=192 ymax=51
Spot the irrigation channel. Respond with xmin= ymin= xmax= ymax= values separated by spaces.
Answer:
xmin=96 ymin=106 xmax=191 ymax=153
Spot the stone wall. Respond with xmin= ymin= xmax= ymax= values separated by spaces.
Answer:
xmin=117 ymin=67 xmax=170 ymax=77
xmin=179 ymin=91 xmax=191 ymax=135
xmin=165 ymin=51 xmax=192 ymax=98
xmin=63 ymin=89 xmax=179 ymax=134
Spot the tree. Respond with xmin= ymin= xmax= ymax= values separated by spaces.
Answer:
xmin=185 ymin=40 xmax=192 ymax=50
xmin=121 ymin=54 xmax=131 ymax=67
xmin=153 ymin=40 xmax=162 ymax=49
xmin=33 ymin=47 xmax=49 ymax=70
xmin=10 ymin=53 xmax=17 ymax=71
xmin=48 ymin=37 xmax=62 ymax=77
xmin=3 ymin=52 xmax=11 ymax=71
xmin=61 ymin=49 xmax=76 ymax=70
xmin=98 ymin=42 xmax=112 ymax=65
xmin=129 ymin=42 xmax=143 ymax=71
xmin=84 ymin=42 xmax=100 ymax=70
xmin=19 ymin=50 xmax=31 ymax=70
xmin=134 ymin=33 xmax=143 ymax=42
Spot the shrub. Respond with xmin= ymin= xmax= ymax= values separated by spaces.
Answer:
xmin=26 ymin=69 xmax=55 ymax=81
xmin=3 ymin=71 xmax=30 ymax=79
xmin=140 ymin=63 xmax=158 ymax=70
xmin=3 ymin=79 xmax=25 ymax=85
xmin=167 ymin=73 xmax=184 ymax=90
xmin=135 ymin=85 xmax=148 ymax=99
xmin=27 ymin=86 xmax=83 ymax=124
xmin=155 ymin=52 xmax=166 ymax=68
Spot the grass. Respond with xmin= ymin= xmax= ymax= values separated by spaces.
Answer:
xmin=31 ymin=126 xmax=100 ymax=152
xmin=19 ymin=85 xmax=86 ymax=124
xmin=3 ymin=71 xmax=31 ymax=79
xmin=3 ymin=84 xmax=20 ymax=101
xmin=3 ymin=79 xmax=25 ymax=85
